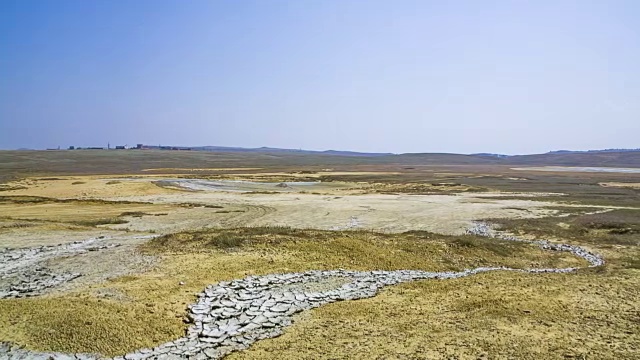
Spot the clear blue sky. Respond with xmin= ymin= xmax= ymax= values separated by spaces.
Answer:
xmin=1 ymin=0 xmax=638 ymax=154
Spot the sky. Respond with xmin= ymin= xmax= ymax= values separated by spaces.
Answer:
xmin=1 ymin=0 xmax=639 ymax=154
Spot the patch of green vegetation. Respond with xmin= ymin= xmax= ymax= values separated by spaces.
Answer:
xmin=208 ymin=233 xmax=246 ymax=249
xmin=143 ymin=226 xmax=552 ymax=267
xmin=450 ymin=236 xmax=517 ymax=257
xmin=105 ymin=180 xmax=121 ymax=185
xmin=71 ymin=181 xmax=86 ymax=185
xmin=574 ymin=211 xmax=640 ymax=230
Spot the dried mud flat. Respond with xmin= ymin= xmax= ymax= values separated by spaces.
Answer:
xmin=0 ymin=176 xmax=589 ymax=241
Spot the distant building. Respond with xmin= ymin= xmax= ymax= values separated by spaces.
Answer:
xmin=115 ymin=145 xmax=126 ymax=150
xmin=68 ymin=146 xmax=75 ymax=150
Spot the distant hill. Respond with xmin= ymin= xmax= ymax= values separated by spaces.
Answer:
xmin=129 ymin=145 xmax=640 ymax=167
xmin=468 ymin=148 xmax=640 ymax=167
xmin=1 ymin=148 xmax=638 ymax=177
xmin=388 ymin=151 xmax=640 ymax=167
xmin=376 ymin=152 xmax=501 ymax=165
xmin=187 ymin=145 xmax=392 ymax=157
xmin=503 ymin=150 xmax=640 ymax=167
xmin=547 ymin=148 xmax=640 ymax=154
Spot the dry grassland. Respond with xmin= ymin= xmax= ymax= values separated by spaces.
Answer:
xmin=230 ymin=269 xmax=639 ymax=360
xmin=0 ymin=228 xmax=588 ymax=357
xmin=2 ymin=176 xmax=176 ymax=198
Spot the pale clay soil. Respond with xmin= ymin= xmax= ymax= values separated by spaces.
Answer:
xmin=0 ymin=175 xmax=614 ymax=249
xmin=115 ymin=191 xmax=562 ymax=235
xmin=0 ymin=175 xmax=613 ymax=296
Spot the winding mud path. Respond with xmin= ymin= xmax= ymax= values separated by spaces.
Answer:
xmin=0 ymin=223 xmax=604 ymax=360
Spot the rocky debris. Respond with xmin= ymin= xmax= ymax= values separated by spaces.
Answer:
xmin=0 ymin=342 xmax=97 ymax=360
xmin=465 ymin=222 xmax=604 ymax=267
xmin=0 ymin=224 xmax=605 ymax=359
xmin=0 ymin=266 xmax=81 ymax=299
xmin=0 ymin=238 xmax=121 ymax=277
xmin=0 ymin=237 xmax=123 ymax=299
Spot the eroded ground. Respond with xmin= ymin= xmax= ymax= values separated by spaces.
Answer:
xmin=0 ymin=167 xmax=639 ymax=359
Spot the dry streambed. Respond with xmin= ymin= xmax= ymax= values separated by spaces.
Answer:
xmin=0 ymin=224 xmax=604 ymax=360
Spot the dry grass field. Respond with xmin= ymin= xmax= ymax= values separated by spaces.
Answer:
xmin=0 ymin=229 xmax=588 ymax=356
xmin=0 ymin=150 xmax=638 ymax=359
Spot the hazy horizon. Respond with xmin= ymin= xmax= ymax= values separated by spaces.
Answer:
xmin=5 ymin=143 xmax=640 ymax=157
xmin=1 ymin=0 xmax=639 ymax=154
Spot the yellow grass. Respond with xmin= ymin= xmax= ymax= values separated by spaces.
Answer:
xmin=2 ymin=176 xmax=175 ymax=198
xmin=230 ymin=269 xmax=640 ymax=360
xmin=0 ymin=202 xmax=173 ymax=223
xmin=0 ymin=229 xmax=586 ymax=356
